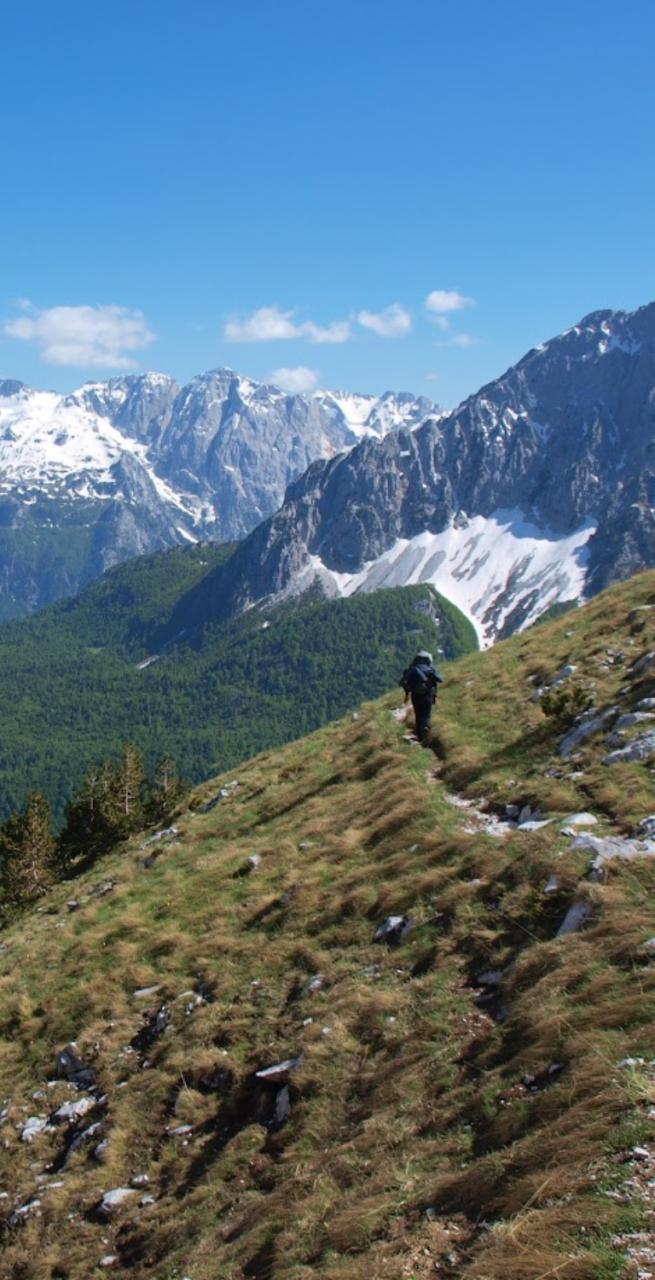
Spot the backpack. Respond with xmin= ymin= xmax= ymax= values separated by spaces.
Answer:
xmin=401 ymin=663 xmax=441 ymax=698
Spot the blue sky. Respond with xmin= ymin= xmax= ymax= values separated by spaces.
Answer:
xmin=1 ymin=0 xmax=654 ymax=407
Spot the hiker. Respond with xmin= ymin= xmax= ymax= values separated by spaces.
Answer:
xmin=400 ymin=649 xmax=443 ymax=742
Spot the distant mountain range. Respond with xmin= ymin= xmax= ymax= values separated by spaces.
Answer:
xmin=3 ymin=302 xmax=655 ymax=639
xmin=0 ymin=370 xmax=437 ymax=618
xmin=168 ymin=303 xmax=655 ymax=645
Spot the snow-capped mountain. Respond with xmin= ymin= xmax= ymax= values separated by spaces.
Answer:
xmin=172 ymin=303 xmax=655 ymax=646
xmin=0 ymin=371 xmax=437 ymax=618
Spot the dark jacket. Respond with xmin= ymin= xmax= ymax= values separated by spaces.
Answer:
xmin=400 ymin=658 xmax=443 ymax=701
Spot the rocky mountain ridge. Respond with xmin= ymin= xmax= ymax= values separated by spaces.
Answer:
xmin=177 ymin=303 xmax=655 ymax=645
xmin=0 ymin=370 xmax=437 ymax=617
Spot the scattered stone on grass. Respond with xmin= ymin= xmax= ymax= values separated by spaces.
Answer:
xmin=97 ymin=1187 xmax=137 ymax=1217
xmin=55 ymin=1044 xmax=97 ymax=1092
xmin=90 ymin=880 xmax=116 ymax=898
xmin=235 ymin=853 xmax=260 ymax=877
xmin=629 ymin=651 xmax=655 ymax=679
xmin=556 ymin=898 xmax=594 ymax=937
xmin=561 ymin=812 xmax=598 ymax=829
xmin=255 ymin=1057 xmax=302 ymax=1084
xmin=571 ymin=830 xmax=655 ymax=875
xmin=559 ymin=706 xmax=618 ymax=759
xmin=543 ymin=875 xmax=561 ymax=895
xmin=604 ymin=731 xmax=655 ymax=765
xmin=21 ymin=1116 xmax=51 ymax=1143
xmin=130 ymin=1005 xmax=170 ymax=1054
xmin=8 ymin=1199 xmax=41 ymax=1225
xmin=140 ymin=826 xmax=178 ymax=849
xmin=373 ymin=915 xmax=414 ymax=947
xmin=52 ymin=1096 xmax=97 ymax=1124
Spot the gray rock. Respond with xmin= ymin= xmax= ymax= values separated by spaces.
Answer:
xmin=129 ymin=1173 xmax=149 ymax=1188
xmin=140 ymin=826 xmax=178 ymax=849
xmin=67 ymin=1120 xmax=103 ymax=1156
xmin=90 ymin=880 xmax=116 ymax=898
xmin=52 ymin=1096 xmax=96 ymax=1124
xmin=8 ymin=1199 xmax=41 ymax=1224
xmin=571 ymin=830 xmax=655 ymax=874
xmin=98 ymin=1187 xmax=137 ymax=1216
xmin=604 ymin=732 xmax=655 ymax=765
xmin=630 ymin=651 xmax=655 ymax=678
xmin=560 ymin=707 xmax=618 ymax=759
xmin=561 ymin=812 xmax=598 ymax=828
xmin=66 ymin=900 xmax=80 ymax=912
xmin=557 ymin=898 xmax=594 ymax=936
xmin=552 ymin=664 xmax=578 ymax=684
xmin=21 ymin=1115 xmax=51 ymax=1143
xmin=373 ymin=915 xmax=414 ymax=946
xmin=269 ymin=1085 xmax=291 ymax=1130
xmin=607 ymin=711 xmax=655 ymax=745
xmin=255 ymin=1057 xmax=302 ymax=1084
xmin=133 ymin=985 xmax=161 ymax=999
xmin=637 ymin=698 xmax=655 ymax=711
xmin=307 ymin=974 xmax=325 ymax=993
xmin=504 ymin=803 xmax=520 ymax=819
xmin=55 ymin=1043 xmax=97 ymax=1092
xmin=544 ymin=875 xmax=562 ymax=895
xmin=236 ymin=853 xmax=260 ymax=876
xmin=130 ymin=1005 xmax=170 ymax=1053
xmin=636 ymin=815 xmax=655 ymax=838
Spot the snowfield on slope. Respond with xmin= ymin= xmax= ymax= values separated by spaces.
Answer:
xmin=308 ymin=510 xmax=596 ymax=646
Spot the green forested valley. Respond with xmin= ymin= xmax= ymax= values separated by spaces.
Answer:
xmin=0 ymin=543 xmax=477 ymax=823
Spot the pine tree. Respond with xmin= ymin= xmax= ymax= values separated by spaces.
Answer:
xmin=150 ymin=754 xmax=185 ymax=822
xmin=1 ymin=792 xmax=56 ymax=906
xmin=58 ymin=759 xmax=118 ymax=870
xmin=108 ymin=743 xmax=147 ymax=836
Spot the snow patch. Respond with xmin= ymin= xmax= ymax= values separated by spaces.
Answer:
xmin=308 ymin=510 xmax=595 ymax=646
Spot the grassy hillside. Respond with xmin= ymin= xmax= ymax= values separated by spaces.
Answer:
xmin=0 ymin=542 xmax=476 ymax=822
xmin=2 ymin=573 xmax=655 ymax=1278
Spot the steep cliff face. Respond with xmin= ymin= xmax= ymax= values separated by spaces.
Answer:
xmin=177 ymin=304 xmax=655 ymax=644
xmin=0 ymin=371 xmax=437 ymax=617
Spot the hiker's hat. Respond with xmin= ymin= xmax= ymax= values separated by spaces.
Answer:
xmin=416 ymin=650 xmax=433 ymax=663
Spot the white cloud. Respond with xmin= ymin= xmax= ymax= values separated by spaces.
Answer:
xmin=225 ymin=305 xmax=351 ymax=345
xmin=356 ymin=303 xmax=412 ymax=337
xmin=271 ymin=365 xmax=320 ymax=393
xmin=425 ymin=289 xmax=474 ymax=315
xmin=225 ymin=306 xmax=299 ymax=342
xmin=302 ymin=319 xmax=351 ymax=345
xmin=450 ymin=332 xmax=482 ymax=349
xmin=4 ymin=303 xmax=155 ymax=369
xmin=432 ymin=315 xmax=449 ymax=332
xmin=425 ymin=372 xmax=440 ymax=382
